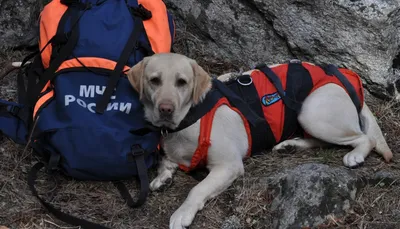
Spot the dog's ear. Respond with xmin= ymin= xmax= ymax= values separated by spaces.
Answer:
xmin=127 ymin=57 xmax=149 ymax=99
xmin=190 ymin=59 xmax=211 ymax=104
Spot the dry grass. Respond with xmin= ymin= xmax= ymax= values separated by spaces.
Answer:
xmin=0 ymin=43 xmax=399 ymax=229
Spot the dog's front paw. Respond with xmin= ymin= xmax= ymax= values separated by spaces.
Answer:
xmin=169 ymin=203 xmax=198 ymax=229
xmin=343 ymin=152 xmax=365 ymax=168
xmin=272 ymin=141 xmax=297 ymax=154
xmin=150 ymin=174 xmax=173 ymax=192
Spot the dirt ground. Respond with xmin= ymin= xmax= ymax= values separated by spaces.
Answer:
xmin=0 ymin=40 xmax=399 ymax=229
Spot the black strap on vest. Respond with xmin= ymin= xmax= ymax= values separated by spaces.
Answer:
xmin=212 ymin=79 xmax=266 ymax=127
xmin=130 ymin=78 xmax=266 ymax=136
xmin=223 ymin=74 xmax=277 ymax=154
xmin=95 ymin=5 xmax=152 ymax=114
xmin=280 ymin=62 xmax=313 ymax=140
xmin=322 ymin=64 xmax=362 ymax=113
xmin=254 ymin=63 xmax=303 ymax=113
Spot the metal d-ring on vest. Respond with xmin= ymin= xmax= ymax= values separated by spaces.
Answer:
xmin=236 ymin=75 xmax=253 ymax=86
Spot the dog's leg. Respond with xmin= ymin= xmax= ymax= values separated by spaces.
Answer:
xmin=150 ymin=156 xmax=178 ymax=191
xmin=167 ymin=105 xmax=248 ymax=229
xmin=359 ymin=103 xmax=393 ymax=162
xmin=169 ymin=161 xmax=244 ymax=229
xmin=272 ymin=137 xmax=330 ymax=153
xmin=298 ymin=84 xmax=377 ymax=168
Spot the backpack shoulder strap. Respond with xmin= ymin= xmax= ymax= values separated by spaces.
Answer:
xmin=95 ymin=4 xmax=151 ymax=114
xmin=26 ymin=4 xmax=85 ymax=107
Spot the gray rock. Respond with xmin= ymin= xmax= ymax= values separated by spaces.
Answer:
xmin=221 ymin=215 xmax=242 ymax=229
xmin=370 ymin=170 xmax=399 ymax=186
xmin=165 ymin=0 xmax=293 ymax=68
xmin=0 ymin=0 xmax=43 ymax=53
xmin=258 ymin=163 xmax=360 ymax=229
xmin=165 ymin=0 xmax=400 ymax=99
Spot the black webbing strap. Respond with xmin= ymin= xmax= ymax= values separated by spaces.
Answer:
xmin=212 ymin=78 xmax=265 ymax=127
xmin=280 ymin=62 xmax=313 ymax=140
xmin=224 ymin=75 xmax=277 ymax=154
xmin=28 ymin=162 xmax=112 ymax=229
xmin=112 ymin=144 xmax=150 ymax=208
xmin=95 ymin=15 xmax=145 ymax=114
xmin=130 ymin=78 xmax=267 ymax=136
xmin=26 ymin=7 xmax=81 ymax=107
xmin=322 ymin=64 xmax=362 ymax=113
xmin=255 ymin=63 xmax=302 ymax=113
xmin=28 ymin=147 xmax=151 ymax=228
xmin=17 ymin=51 xmax=40 ymax=103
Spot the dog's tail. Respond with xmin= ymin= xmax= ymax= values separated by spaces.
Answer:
xmin=359 ymin=102 xmax=393 ymax=162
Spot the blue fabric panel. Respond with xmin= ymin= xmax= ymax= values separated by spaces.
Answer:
xmin=61 ymin=0 xmax=147 ymax=66
xmin=0 ymin=100 xmax=28 ymax=145
xmin=33 ymin=71 xmax=161 ymax=180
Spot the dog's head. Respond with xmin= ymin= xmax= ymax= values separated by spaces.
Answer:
xmin=127 ymin=53 xmax=212 ymax=129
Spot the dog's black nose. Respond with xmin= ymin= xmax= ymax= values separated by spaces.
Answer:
xmin=159 ymin=103 xmax=174 ymax=116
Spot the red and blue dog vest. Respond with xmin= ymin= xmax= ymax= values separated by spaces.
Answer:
xmin=176 ymin=61 xmax=364 ymax=172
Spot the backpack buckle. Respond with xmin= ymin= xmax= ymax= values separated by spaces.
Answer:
xmin=127 ymin=144 xmax=145 ymax=162
xmin=7 ymin=105 xmax=20 ymax=116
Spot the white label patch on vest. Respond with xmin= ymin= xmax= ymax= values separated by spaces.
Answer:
xmin=261 ymin=92 xmax=281 ymax=106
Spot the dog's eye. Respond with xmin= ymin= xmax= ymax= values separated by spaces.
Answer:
xmin=176 ymin=78 xmax=187 ymax=87
xmin=150 ymin=77 xmax=161 ymax=86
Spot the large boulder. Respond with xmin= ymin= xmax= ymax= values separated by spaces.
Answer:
xmin=165 ymin=0 xmax=400 ymax=99
xmin=223 ymin=163 xmax=363 ymax=229
xmin=2 ymin=0 xmax=399 ymax=99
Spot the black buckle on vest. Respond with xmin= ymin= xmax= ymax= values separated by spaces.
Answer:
xmin=127 ymin=144 xmax=145 ymax=162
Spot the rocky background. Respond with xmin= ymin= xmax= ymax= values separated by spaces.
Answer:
xmin=0 ymin=0 xmax=399 ymax=229
xmin=165 ymin=0 xmax=400 ymax=100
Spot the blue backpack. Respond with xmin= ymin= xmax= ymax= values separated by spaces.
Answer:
xmin=0 ymin=0 xmax=174 ymax=228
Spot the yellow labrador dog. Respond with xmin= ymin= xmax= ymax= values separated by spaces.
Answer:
xmin=127 ymin=53 xmax=393 ymax=229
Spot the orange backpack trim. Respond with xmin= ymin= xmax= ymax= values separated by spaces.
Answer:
xmin=57 ymin=57 xmax=131 ymax=73
xmin=179 ymin=97 xmax=252 ymax=172
xmin=33 ymin=89 xmax=54 ymax=119
xmin=139 ymin=0 xmax=172 ymax=53
xmin=39 ymin=0 xmax=68 ymax=69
